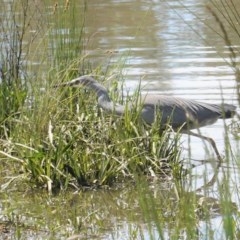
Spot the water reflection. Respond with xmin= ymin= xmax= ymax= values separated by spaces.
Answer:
xmin=0 ymin=0 xmax=240 ymax=239
xmin=85 ymin=0 xmax=237 ymax=95
xmin=1 ymin=181 xmax=237 ymax=239
xmin=85 ymin=0 xmax=238 ymax=156
xmin=84 ymin=0 xmax=240 ymax=238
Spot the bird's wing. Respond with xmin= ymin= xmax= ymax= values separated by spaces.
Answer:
xmin=139 ymin=95 xmax=232 ymax=129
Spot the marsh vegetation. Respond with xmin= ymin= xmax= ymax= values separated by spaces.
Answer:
xmin=0 ymin=0 xmax=239 ymax=239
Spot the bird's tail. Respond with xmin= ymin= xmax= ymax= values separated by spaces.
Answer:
xmin=220 ymin=104 xmax=236 ymax=118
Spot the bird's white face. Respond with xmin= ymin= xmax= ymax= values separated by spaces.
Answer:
xmin=66 ymin=78 xmax=90 ymax=87
xmin=72 ymin=79 xmax=85 ymax=87
xmin=54 ymin=76 xmax=96 ymax=89
xmin=71 ymin=77 xmax=95 ymax=87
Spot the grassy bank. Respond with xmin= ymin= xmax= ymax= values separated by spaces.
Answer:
xmin=0 ymin=0 xmax=239 ymax=239
xmin=0 ymin=1 xmax=182 ymax=193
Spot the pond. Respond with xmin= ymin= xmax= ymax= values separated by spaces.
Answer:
xmin=84 ymin=0 xmax=238 ymax=157
xmin=84 ymin=0 xmax=239 ymax=190
xmin=0 ymin=0 xmax=239 ymax=239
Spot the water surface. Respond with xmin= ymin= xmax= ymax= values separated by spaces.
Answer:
xmin=84 ymin=0 xmax=238 ymax=163
xmin=83 ymin=0 xmax=240 ymax=238
xmin=1 ymin=0 xmax=240 ymax=239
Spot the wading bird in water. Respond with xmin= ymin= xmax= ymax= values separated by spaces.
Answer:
xmin=54 ymin=75 xmax=236 ymax=162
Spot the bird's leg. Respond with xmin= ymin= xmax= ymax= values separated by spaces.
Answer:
xmin=188 ymin=131 xmax=223 ymax=162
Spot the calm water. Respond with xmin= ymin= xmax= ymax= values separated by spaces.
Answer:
xmin=1 ymin=0 xmax=240 ymax=239
xmin=85 ymin=0 xmax=237 ymax=98
xmin=84 ymin=0 xmax=239 ymax=171
xmin=82 ymin=0 xmax=240 ymax=239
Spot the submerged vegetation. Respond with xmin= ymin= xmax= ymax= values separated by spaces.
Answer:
xmin=0 ymin=0 xmax=239 ymax=239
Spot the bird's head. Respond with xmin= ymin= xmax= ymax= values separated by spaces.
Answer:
xmin=54 ymin=75 xmax=98 ymax=88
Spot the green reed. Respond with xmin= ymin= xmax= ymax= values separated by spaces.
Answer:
xmin=0 ymin=0 xmax=239 ymax=239
xmin=0 ymin=0 xmax=182 ymax=193
xmin=135 ymin=1 xmax=240 ymax=239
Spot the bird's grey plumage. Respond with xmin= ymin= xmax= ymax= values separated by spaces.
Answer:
xmin=139 ymin=95 xmax=235 ymax=130
xmin=55 ymin=75 xmax=236 ymax=161
xmin=55 ymin=75 xmax=236 ymax=129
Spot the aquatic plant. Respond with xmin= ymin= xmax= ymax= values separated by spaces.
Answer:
xmin=0 ymin=0 xmax=182 ymax=193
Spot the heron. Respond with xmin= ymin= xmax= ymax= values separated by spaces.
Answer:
xmin=54 ymin=75 xmax=236 ymax=162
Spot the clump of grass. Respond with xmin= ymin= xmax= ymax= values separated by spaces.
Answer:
xmin=0 ymin=1 xmax=31 ymax=138
xmin=0 ymin=1 xmax=183 ymax=192
xmin=4 ymin=65 xmax=182 ymax=192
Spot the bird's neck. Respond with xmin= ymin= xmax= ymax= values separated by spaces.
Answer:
xmin=98 ymin=93 xmax=126 ymax=115
xmin=89 ymin=81 xmax=127 ymax=116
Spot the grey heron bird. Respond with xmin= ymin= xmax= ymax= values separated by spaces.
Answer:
xmin=55 ymin=75 xmax=236 ymax=162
